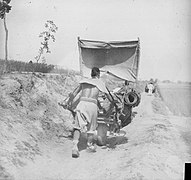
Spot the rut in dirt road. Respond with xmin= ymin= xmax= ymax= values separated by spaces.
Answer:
xmin=12 ymin=93 xmax=190 ymax=180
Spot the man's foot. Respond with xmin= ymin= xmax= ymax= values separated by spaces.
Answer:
xmin=87 ymin=142 xmax=96 ymax=153
xmin=72 ymin=149 xmax=79 ymax=158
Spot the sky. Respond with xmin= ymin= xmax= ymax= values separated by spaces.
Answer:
xmin=0 ymin=0 xmax=191 ymax=82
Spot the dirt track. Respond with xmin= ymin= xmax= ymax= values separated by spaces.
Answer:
xmin=0 ymin=74 xmax=191 ymax=180
xmin=12 ymin=93 xmax=191 ymax=180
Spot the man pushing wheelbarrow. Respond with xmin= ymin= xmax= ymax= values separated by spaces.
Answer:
xmin=59 ymin=37 xmax=141 ymax=158
xmin=60 ymin=67 xmax=114 ymax=158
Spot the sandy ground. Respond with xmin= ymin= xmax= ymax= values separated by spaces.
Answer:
xmin=10 ymin=93 xmax=191 ymax=180
xmin=0 ymin=74 xmax=190 ymax=180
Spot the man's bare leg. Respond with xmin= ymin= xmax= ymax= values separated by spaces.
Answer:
xmin=72 ymin=129 xmax=80 ymax=158
xmin=87 ymin=132 xmax=97 ymax=152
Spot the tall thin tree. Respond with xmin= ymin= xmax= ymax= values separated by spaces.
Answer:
xmin=35 ymin=20 xmax=58 ymax=63
xmin=0 ymin=0 xmax=12 ymax=72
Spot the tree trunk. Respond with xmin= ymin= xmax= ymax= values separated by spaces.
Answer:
xmin=3 ymin=14 xmax=8 ymax=73
xmin=36 ymin=52 xmax=42 ymax=63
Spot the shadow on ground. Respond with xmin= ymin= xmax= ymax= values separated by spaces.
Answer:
xmin=78 ymin=131 xmax=128 ymax=151
xmin=106 ymin=133 xmax=128 ymax=149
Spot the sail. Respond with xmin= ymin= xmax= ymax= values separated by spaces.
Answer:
xmin=78 ymin=38 xmax=140 ymax=82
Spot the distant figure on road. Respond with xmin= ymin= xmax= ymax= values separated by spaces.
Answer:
xmin=145 ymin=79 xmax=156 ymax=95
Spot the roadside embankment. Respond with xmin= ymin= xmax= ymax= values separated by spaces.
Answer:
xmin=0 ymin=73 xmax=78 ymax=180
xmin=157 ymin=82 xmax=191 ymax=117
xmin=0 ymin=74 xmax=190 ymax=180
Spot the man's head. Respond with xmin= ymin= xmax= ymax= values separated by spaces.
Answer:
xmin=91 ymin=67 xmax=100 ymax=78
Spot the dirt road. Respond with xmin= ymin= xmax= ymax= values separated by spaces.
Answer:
xmin=10 ymin=93 xmax=190 ymax=180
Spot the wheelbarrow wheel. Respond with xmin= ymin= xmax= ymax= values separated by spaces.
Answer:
xmin=97 ymin=123 xmax=108 ymax=146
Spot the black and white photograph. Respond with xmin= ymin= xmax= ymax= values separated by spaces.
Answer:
xmin=0 ymin=0 xmax=191 ymax=179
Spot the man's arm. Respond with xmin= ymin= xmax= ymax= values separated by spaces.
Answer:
xmin=68 ymin=84 xmax=82 ymax=103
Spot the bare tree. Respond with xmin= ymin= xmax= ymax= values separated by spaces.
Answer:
xmin=0 ymin=0 xmax=12 ymax=72
xmin=35 ymin=20 xmax=58 ymax=63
